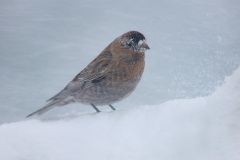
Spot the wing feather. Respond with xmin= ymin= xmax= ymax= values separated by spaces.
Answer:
xmin=47 ymin=50 xmax=112 ymax=101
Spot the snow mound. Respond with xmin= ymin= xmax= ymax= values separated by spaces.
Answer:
xmin=0 ymin=67 xmax=240 ymax=160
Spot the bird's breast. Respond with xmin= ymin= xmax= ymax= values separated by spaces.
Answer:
xmin=110 ymin=52 xmax=145 ymax=87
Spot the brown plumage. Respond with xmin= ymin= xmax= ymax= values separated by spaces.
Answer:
xmin=27 ymin=31 xmax=150 ymax=117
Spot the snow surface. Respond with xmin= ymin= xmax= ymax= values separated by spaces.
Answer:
xmin=0 ymin=0 xmax=240 ymax=159
xmin=0 ymin=67 xmax=240 ymax=160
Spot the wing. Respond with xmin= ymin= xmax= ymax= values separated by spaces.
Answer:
xmin=73 ymin=50 xmax=112 ymax=82
xmin=47 ymin=50 xmax=112 ymax=101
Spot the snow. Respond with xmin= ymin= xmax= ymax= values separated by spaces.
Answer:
xmin=0 ymin=67 xmax=240 ymax=160
xmin=0 ymin=0 xmax=240 ymax=159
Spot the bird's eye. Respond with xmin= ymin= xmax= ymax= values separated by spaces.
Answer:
xmin=127 ymin=39 xmax=133 ymax=47
xmin=127 ymin=42 xmax=132 ymax=47
xmin=127 ymin=39 xmax=135 ymax=47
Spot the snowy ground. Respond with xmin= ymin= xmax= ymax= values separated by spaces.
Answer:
xmin=0 ymin=0 xmax=240 ymax=159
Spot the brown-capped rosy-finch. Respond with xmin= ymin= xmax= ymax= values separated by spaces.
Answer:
xmin=27 ymin=31 xmax=150 ymax=117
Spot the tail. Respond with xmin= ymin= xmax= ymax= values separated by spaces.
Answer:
xmin=26 ymin=100 xmax=61 ymax=117
xmin=27 ymin=95 xmax=76 ymax=117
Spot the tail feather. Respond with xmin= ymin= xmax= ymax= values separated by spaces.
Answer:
xmin=27 ymin=96 xmax=75 ymax=118
xmin=26 ymin=100 xmax=61 ymax=117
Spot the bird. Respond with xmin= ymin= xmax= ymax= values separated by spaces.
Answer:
xmin=27 ymin=31 xmax=150 ymax=117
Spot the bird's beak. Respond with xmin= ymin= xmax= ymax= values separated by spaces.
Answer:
xmin=142 ymin=41 xmax=150 ymax=50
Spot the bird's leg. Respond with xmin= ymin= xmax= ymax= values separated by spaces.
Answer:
xmin=91 ymin=103 xmax=101 ymax=113
xmin=109 ymin=104 xmax=116 ymax=111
